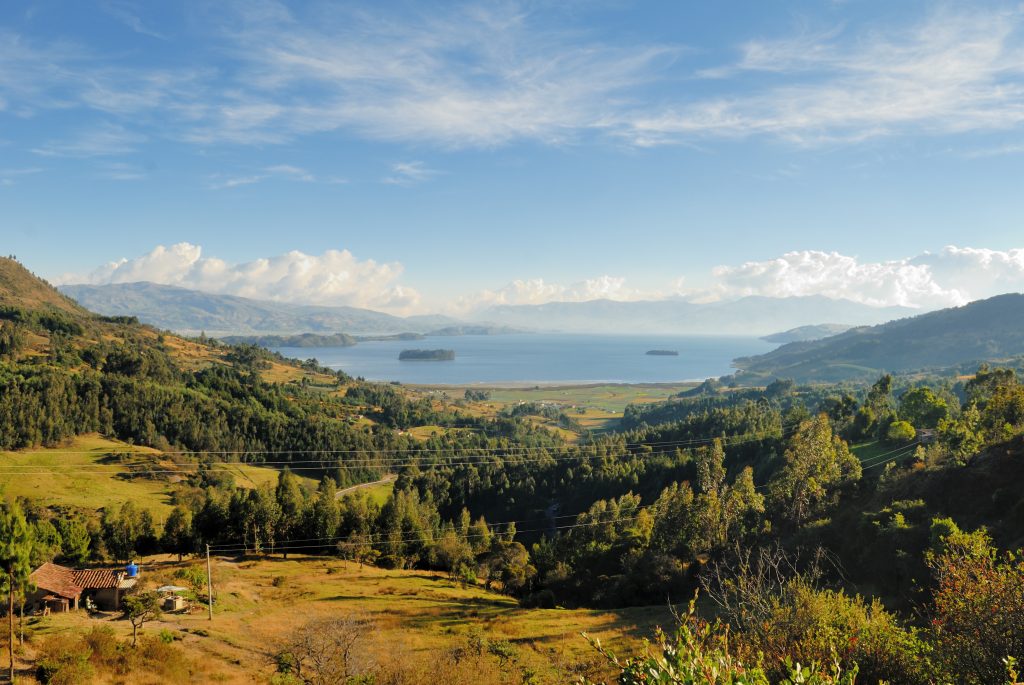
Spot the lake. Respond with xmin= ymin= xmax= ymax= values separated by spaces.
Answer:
xmin=274 ymin=333 xmax=777 ymax=385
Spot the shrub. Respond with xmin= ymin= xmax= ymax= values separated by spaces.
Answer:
xmin=35 ymin=634 xmax=94 ymax=685
xmin=928 ymin=525 xmax=1024 ymax=684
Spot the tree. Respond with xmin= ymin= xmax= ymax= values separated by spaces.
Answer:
xmin=275 ymin=469 xmax=305 ymax=558
xmin=0 ymin=498 xmax=33 ymax=681
xmin=768 ymin=414 xmax=861 ymax=526
xmin=899 ymin=387 xmax=949 ymax=429
xmin=104 ymin=501 xmax=144 ymax=563
xmin=305 ymin=478 xmax=340 ymax=555
xmin=162 ymin=506 xmax=193 ymax=561
xmin=30 ymin=519 xmax=62 ymax=567
xmin=275 ymin=615 xmax=371 ymax=684
xmin=886 ymin=420 xmax=917 ymax=444
xmin=53 ymin=517 xmax=90 ymax=565
xmin=122 ymin=591 xmax=162 ymax=647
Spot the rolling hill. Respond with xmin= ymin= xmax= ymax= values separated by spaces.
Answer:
xmin=733 ymin=292 xmax=1024 ymax=382
xmin=761 ymin=323 xmax=854 ymax=343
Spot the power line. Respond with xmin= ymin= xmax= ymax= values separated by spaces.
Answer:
xmin=207 ymin=512 xmax=652 ymax=554
xmin=0 ymin=423 xmax=801 ymax=460
xmin=0 ymin=426 xmax=801 ymax=474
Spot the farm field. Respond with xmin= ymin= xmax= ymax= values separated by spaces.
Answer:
xmin=415 ymin=382 xmax=696 ymax=432
xmin=24 ymin=554 xmax=671 ymax=684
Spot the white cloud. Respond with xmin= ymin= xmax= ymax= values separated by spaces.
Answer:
xmin=55 ymin=243 xmax=421 ymax=314
xmin=31 ymin=124 xmax=146 ymax=158
xmin=208 ymin=164 xmax=318 ymax=189
xmin=7 ymin=5 xmax=1024 ymax=151
xmin=627 ymin=8 xmax=1024 ymax=145
xmin=454 ymin=275 xmax=647 ymax=313
xmin=100 ymin=0 xmax=168 ymax=40
xmin=687 ymin=246 xmax=1024 ymax=309
xmin=50 ymin=243 xmax=1024 ymax=317
xmin=382 ymin=161 xmax=439 ymax=185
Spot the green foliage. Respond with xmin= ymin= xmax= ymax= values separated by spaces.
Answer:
xmin=768 ymin=415 xmax=861 ymax=526
xmin=0 ymin=497 xmax=33 ymax=679
xmin=123 ymin=591 xmax=163 ymax=647
xmin=898 ymin=387 xmax=949 ymax=429
xmin=885 ymin=420 xmax=916 ymax=444
xmin=583 ymin=598 xmax=860 ymax=685
xmin=55 ymin=516 xmax=91 ymax=565
xmin=162 ymin=506 xmax=194 ymax=560
xmin=927 ymin=522 xmax=1024 ymax=684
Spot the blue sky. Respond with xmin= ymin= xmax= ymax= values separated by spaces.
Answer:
xmin=2 ymin=0 xmax=1024 ymax=314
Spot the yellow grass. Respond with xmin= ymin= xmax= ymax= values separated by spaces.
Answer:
xmin=29 ymin=554 xmax=671 ymax=684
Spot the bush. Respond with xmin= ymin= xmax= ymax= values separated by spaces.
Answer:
xmin=35 ymin=634 xmax=94 ymax=685
xmin=582 ymin=598 xmax=858 ymax=685
xmin=928 ymin=525 xmax=1024 ymax=684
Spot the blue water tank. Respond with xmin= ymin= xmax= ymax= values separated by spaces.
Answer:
xmin=126 ymin=562 xmax=139 ymax=578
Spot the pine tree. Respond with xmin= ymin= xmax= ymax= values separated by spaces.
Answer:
xmin=0 ymin=498 xmax=33 ymax=681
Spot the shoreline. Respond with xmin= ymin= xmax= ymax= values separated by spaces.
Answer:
xmin=406 ymin=380 xmax=702 ymax=390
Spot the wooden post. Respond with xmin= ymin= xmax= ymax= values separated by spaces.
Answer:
xmin=8 ymin=578 xmax=14 ymax=683
xmin=206 ymin=544 xmax=214 ymax=621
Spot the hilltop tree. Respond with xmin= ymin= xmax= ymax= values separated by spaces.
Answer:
xmin=768 ymin=414 xmax=861 ymax=526
xmin=0 ymin=498 xmax=33 ymax=681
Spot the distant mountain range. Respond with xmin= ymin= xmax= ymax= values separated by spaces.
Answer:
xmin=60 ymin=282 xmax=915 ymax=338
xmin=59 ymin=282 xmax=461 ymax=337
xmin=734 ymin=293 xmax=1024 ymax=383
xmin=473 ymin=296 xmax=912 ymax=335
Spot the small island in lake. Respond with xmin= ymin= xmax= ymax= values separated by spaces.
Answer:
xmin=399 ymin=348 xmax=455 ymax=361
xmin=645 ymin=349 xmax=679 ymax=356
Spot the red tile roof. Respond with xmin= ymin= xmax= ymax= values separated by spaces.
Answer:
xmin=31 ymin=563 xmax=134 ymax=595
xmin=72 ymin=568 xmax=125 ymax=590
xmin=30 ymin=563 xmax=83 ymax=599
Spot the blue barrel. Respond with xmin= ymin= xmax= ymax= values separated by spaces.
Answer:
xmin=126 ymin=562 xmax=139 ymax=577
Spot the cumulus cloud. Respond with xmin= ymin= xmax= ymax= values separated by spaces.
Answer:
xmin=53 ymin=244 xmax=1024 ymax=316
xmin=55 ymin=243 xmax=421 ymax=314
xmin=688 ymin=246 xmax=1024 ymax=309
xmin=454 ymin=275 xmax=646 ymax=313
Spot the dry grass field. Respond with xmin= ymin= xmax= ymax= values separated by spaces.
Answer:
xmin=20 ymin=554 xmax=672 ymax=683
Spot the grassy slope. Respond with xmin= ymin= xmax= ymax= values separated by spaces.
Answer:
xmin=0 ymin=434 xmax=317 ymax=517
xmin=29 ymin=555 xmax=669 ymax=684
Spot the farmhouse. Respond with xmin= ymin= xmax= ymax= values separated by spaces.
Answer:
xmin=28 ymin=562 xmax=139 ymax=613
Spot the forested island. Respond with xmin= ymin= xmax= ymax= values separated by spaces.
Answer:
xmin=398 ymin=348 xmax=455 ymax=361
xmin=645 ymin=349 xmax=679 ymax=356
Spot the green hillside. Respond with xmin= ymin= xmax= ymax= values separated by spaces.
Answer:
xmin=734 ymin=293 xmax=1024 ymax=382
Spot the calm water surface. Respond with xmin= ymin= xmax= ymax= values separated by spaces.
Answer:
xmin=275 ymin=333 xmax=777 ymax=385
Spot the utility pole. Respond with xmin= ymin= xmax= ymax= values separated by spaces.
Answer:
xmin=206 ymin=544 xmax=214 ymax=621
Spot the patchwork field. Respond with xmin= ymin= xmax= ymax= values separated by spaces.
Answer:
xmin=415 ymin=382 xmax=696 ymax=433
